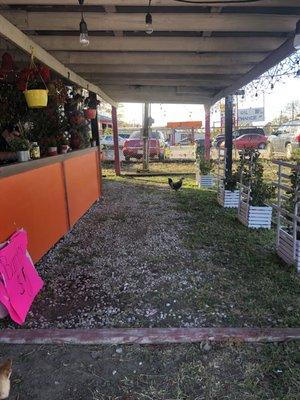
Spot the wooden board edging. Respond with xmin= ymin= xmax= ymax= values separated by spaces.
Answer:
xmin=0 ymin=328 xmax=299 ymax=345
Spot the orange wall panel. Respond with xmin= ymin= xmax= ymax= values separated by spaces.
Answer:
xmin=0 ymin=164 xmax=69 ymax=262
xmin=63 ymin=151 xmax=100 ymax=226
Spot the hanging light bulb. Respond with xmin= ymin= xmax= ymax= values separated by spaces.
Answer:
xmin=145 ymin=0 xmax=153 ymax=35
xmin=78 ymin=1 xmax=89 ymax=46
xmin=294 ymin=20 xmax=300 ymax=50
xmin=79 ymin=15 xmax=89 ymax=46
xmin=145 ymin=12 xmax=153 ymax=35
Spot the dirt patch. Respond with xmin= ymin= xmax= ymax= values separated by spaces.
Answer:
xmin=0 ymin=341 xmax=299 ymax=400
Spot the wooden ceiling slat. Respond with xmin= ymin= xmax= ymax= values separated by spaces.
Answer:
xmin=29 ymin=36 xmax=286 ymax=52
xmin=2 ymin=0 xmax=299 ymax=8
xmin=1 ymin=11 xmax=298 ymax=32
xmin=50 ymin=51 xmax=267 ymax=65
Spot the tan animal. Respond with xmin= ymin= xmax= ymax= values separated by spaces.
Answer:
xmin=0 ymin=360 xmax=12 ymax=399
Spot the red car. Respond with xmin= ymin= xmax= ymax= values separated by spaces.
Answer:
xmin=221 ymin=133 xmax=267 ymax=150
xmin=123 ymin=131 xmax=166 ymax=161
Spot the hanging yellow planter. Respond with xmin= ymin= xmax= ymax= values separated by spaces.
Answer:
xmin=24 ymin=89 xmax=48 ymax=108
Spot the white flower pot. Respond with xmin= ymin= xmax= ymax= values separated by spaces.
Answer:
xmin=17 ymin=150 xmax=30 ymax=162
xmin=48 ymin=146 xmax=58 ymax=156
xmin=198 ymin=175 xmax=214 ymax=188
xmin=217 ymin=188 xmax=240 ymax=208
xmin=277 ymin=228 xmax=300 ymax=273
xmin=238 ymin=200 xmax=272 ymax=229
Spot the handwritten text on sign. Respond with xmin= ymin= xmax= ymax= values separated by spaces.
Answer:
xmin=0 ymin=230 xmax=43 ymax=325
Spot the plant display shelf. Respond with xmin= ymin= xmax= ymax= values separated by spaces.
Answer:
xmin=216 ymin=147 xmax=239 ymax=208
xmin=217 ymin=187 xmax=240 ymax=208
xmin=272 ymin=160 xmax=300 ymax=273
xmin=238 ymin=192 xmax=272 ymax=229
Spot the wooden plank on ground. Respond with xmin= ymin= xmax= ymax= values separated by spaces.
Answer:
xmin=0 ymin=328 xmax=299 ymax=345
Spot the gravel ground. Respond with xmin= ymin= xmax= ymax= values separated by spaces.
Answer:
xmin=1 ymin=178 xmax=203 ymax=329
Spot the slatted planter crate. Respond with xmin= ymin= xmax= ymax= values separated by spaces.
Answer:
xmin=277 ymin=228 xmax=300 ymax=273
xmin=198 ymin=175 xmax=214 ymax=188
xmin=217 ymin=187 xmax=240 ymax=208
xmin=238 ymin=200 xmax=272 ymax=229
xmin=272 ymin=160 xmax=300 ymax=273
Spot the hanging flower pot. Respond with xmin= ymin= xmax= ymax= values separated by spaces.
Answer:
xmin=84 ymin=108 xmax=97 ymax=120
xmin=22 ymin=55 xmax=49 ymax=108
xmin=24 ymin=89 xmax=48 ymax=108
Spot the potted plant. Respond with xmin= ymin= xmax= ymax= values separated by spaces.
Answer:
xmin=196 ymin=156 xmax=214 ymax=188
xmin=83 ymin=95 xmax=100 ymax=120
xmin=57 ymin=134 xmax=69 ymax=154
xmin=238 ymin=149 xmax=274 ymax=229
xmin=217 ymin=172 xmax=240 ymax=208
xmin=276 ymin=163 xmax=300 ymax=272
xmin=19 ymin=60 xmax=50 ymax=109
xmin=47 ymin=136 xmax=58 ymax=156
xmin=9 ymin=136 xmax=31 ymax=162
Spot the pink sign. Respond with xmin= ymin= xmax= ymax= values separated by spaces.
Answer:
xmin=0 ymin=230 xmax=44 ymax=325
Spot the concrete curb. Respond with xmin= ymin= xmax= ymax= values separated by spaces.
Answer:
xmin=0 ymin=328 xmax=299 ymax=345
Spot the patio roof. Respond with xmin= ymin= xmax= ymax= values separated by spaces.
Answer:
xmin=0 ymin=0 xmax=299 ymax=105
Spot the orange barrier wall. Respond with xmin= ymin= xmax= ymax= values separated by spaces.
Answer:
xmin=64 ymin=150 xmax=100 ymax=226
xmin=0 ymin=149 xmax=101 ymax=262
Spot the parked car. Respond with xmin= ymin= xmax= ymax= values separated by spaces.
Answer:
xmin=212 ymin=128 xmax=265 ymax=148
xmin=123 ymin=130 xmax=166 ymax=161
xmin=220 ymin=133 xmax=267 ymax=150
xmin=119 ymin=132 xmax=131 ymax=140
xmin=266 ymin=120 xmax=300 ymax=159
xmin=100 ymin=135 xmax=125 ymax=148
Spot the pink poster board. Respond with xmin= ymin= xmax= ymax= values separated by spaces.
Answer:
xmin=0 ymin=230 xmax=44 ymax=325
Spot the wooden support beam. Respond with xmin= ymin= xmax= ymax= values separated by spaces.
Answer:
xmin=0 ymin=14 xmax=117 ymax=106
xmin=50 ymin=51 xmax=267 ymax=66
xmin=29 ymin=36 xmax=287 ymax=53
xmin=92 ymin=77 xmax=234 ymax=88
xmin=100 ymin=85 xmax=213 ymax=103
xmin=1 ymin=11 xmax=298 ymax=33
xmin=112 ymin=105 xmax=121 ymax=176
xmin=71 ymin=64 xmax=253 ymax=75
xmin=84 ymin=74 xmax=239 ymax=88
xmin=2 ymin=1 xmax=300 ymax=8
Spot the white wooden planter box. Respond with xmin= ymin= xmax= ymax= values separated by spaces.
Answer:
xmin=217 ymin=188 xmax=239 ymax=208
xmin=277 ymin=228 xmax=300 ymax=273
xmin=198 ymin=175 xmax=214 ymax=188
xmin=238 ymin=200 xmax=272 ymax=229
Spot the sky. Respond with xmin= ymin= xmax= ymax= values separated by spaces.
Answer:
xmin=120 ymin=76 xmax=300 ymax=128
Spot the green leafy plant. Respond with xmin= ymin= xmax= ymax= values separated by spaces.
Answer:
xmin=223 ymin=172 xmax=239 ymax=192
xmin=238 ymin=149 xmax=275 ymax=206
xmin=9 ymin=136 xmax=30 ymax=152
xmin=47 ymin=136 xmax=57 ymax=147
xmin=198 ymin=156 xmax=214 ymax=175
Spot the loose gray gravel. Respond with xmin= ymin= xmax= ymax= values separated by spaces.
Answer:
xmin=1 ymin=179 xmax=210 ymax=329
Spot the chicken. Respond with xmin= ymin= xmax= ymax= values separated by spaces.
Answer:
xmin=168 ymin=177 xmax=184 ymax=191
xmin=0 ymin=359 xmax=12 ymax=400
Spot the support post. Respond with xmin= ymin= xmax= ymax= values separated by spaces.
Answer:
xmin=225 ymin=95 xmax=233 ymax=178
xmin=142 ymin=102 xmax=150 ymax=171
xmin=112 ymin=105 xmax=121 ymax=176
xmin=90 ymin=92 xmax=100 ymax=146
xmin=90 ymin=92 xmax=102 ymax=195
xmin=204 ymin=104 xmax=211 ymax=160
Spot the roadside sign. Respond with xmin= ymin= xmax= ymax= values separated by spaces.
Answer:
xmin=238 ymin=107 xmax=265 ymax=123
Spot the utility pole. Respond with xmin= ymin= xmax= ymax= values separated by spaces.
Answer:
xmin=142 ymin=102 xmax=150 ymax=171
